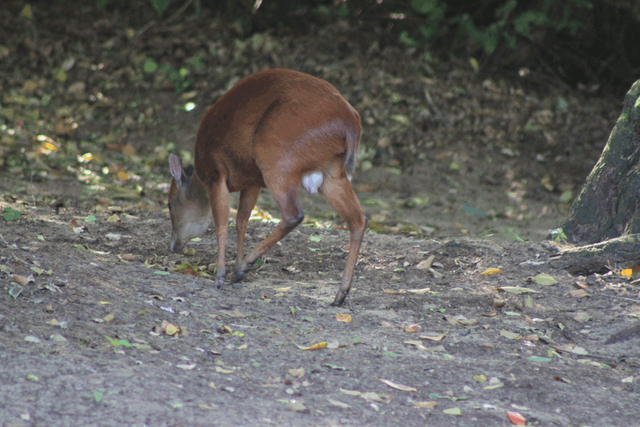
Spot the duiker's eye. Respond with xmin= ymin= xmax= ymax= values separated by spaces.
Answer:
xmin=168 ymin=203 xmax=172 ymax=210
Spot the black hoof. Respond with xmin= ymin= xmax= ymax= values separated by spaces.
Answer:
xmin=330 ymin=290 xmax=348 ymax=307
xmin=232 ymin=270 xmax=246 ymax=283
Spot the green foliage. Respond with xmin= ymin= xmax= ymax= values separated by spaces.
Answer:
xmin=148 ymin=0 xmax=172 ymax=16
xmin=401 ymin=0 xmax=594 ymax=56
xmin=105 ymin=336 xmax=132 ymax=352
xmin=549 ymin=228 xmax=567 ymax=241
xmin=3 ymin=206 xmax=21 ymax=221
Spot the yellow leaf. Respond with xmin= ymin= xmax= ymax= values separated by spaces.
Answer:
xmin=274 ymin=287 xmax=291 ymax=292
xmin=412 ymin=401 xmax=437 ymax=409
xmin=164 ymin=323 xmax=178 ymax=335
xmin=621 ymin=269 xmax=632 ymax=279
xmin=481 ymin=268 xmax=502 ymax=276
xmin=117 ymin=171 xmax=129 ymax=180
xmin=292 ymin=341 xmax=326 ymax=351
xmin=420 ymin=333 xmax=445 ymax=341
xmin=103 ymin=313 xmax=115 ymax=322
xmin=20 ymin=4 xmax=33 ymax=18
xmin=443 ymin=407 xmax=462 ymax=415
xmin=335 ymin=314 xmax=352 ymax=323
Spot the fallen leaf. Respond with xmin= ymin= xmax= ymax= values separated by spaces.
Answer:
xmin=416 ymin=255 xmax=435 ymax=270
xmin=507 ymin=411 xmax=526 ymax=425
xmin=292 ymin=341 xmax=326 ymax=351
xmin=404 ymin=323 xmax=421 ymax=333
xmin=288 ymin=368 xmax=305 ymax=378
xmin=500 ymin=330 xmax=522 ymax=340
xmin=103 ymin=313 xmax=115 ymax=322
xmin=412 ymin=401 xmax=437 ymax=408
xmin=286 ymin=401 xmax=308 ymax=412
xmin=566 ymin=289 xmax=590 ymax=298
xmin=481 ymin=268 xmax=502 ymax=276
xmin=327 ymin=398 xmax=351 ymax=409
xmin=405 ymin=287 xmax=431 ymax=294
xmin=534 ymin=273 xmax=558 ymax=286
xmin=498 ymin=286 xmax=539 ymax=294
xmin=444 ymin=315 xmax=477 ymax=326
xmin=380 ymin=379 xmax=417 ymax=392
xmin=621 ymin=269 xmax=632 ymax=279
xmin=443 ymin=407 xmax=461 ymax=415
xmin=219 ymin=309 xmax=246 ymax=318
xmin=339 ymin=388 xmax=361 ymax=396
xmin=10 ymin=274 xmax=34 ymax=286
xmin=336 ymin=314 xmax=352 ymax=323
xmin=360 ymin=392 xmax=384 ymax=402
xmin=176 ymin=364 xmax=196 ymax=370
xmin=417 ymin=333 xmax=444 ymax=342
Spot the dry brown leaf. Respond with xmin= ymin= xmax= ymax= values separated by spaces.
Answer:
xmin=420 ymin=333 xmax=446 ymax=341
xmin=103 ymin=313 xmax=115 ymax=322
xmin=566 ymin=289 xmax=590 ymax=298
xmin=416 ymin=255 xmax=435 ymax=270
xmin=10 ymin=274 xmax=34 ymax=286
xmin=360 ymin=392 xmax=384 ymax=402
xmin=404 ymin=323 xmax=421 ymax=333
xmin=380 ymin=379 xmax=417 ymax=392
xmin=219 ymin=309 xmax=246 ymax=318
xmin=288 ymin=368 xmax=305 ymax=378
xmin=327 ymin=398 xmax=351 ymax=409
xmin=46 ymin=319 xmax=60 ymax=326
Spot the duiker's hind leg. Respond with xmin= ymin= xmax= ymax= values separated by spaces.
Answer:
xmin=319 ymin=167 xmax=367 ymax=306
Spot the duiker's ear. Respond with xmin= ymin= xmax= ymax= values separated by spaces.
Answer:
xmin=169 ymin=154 xmax=184 ymax=186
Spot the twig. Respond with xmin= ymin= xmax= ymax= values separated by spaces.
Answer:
xmin=591 ymin=291 xmax=640 ymax=304
xmin=134 ymin=0 xmax=194 ymax=41
xmin=423 ymin=88 xmax=443 ymax=120
xmin=164 ymin=0 xmax=194 ymax=25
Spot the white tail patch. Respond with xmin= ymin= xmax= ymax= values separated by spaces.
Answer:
xmin=302 ymin=171 xmax=324 ymax=194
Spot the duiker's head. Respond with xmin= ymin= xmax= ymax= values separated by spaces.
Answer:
xmin=168 ymin=153 xmax=212 ymax=252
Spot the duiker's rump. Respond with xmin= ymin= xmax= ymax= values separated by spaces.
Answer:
xmin=168 ymin=69 xmax=367 ymax=306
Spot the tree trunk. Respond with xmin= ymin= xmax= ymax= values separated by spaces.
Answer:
xmin=560 ymin=80 xmax=640 ymax=244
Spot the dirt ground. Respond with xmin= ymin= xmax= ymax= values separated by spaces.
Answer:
xmin=2 ymin=2 xmax=640 ymax=427
xmin=1 ymin=179 xmax=640 ymax=427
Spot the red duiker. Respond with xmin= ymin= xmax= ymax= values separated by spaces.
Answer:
xmin=168 ymin=69 xmax=367 ymax=306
